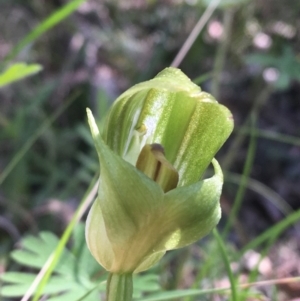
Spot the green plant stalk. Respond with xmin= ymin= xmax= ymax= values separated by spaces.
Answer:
xmin=211 ymin=8 xmax=235 ymax=99
xmin=213 ymin=228 xmax=238 ymax=301
xmin=241 ymin=237 xmax=275 ymax=301
xmin=239 ymin=220 xmax=285 ymax=301
xmin=192 ymin=71 xmax=213 ymax=85
xmin=222 ymin=113 xmax=257 ymax=238
xmin=228 ymin=210 xmax=300 ymax=301
xmin=236 ymin=128 xmax=300 ymax=147
xmin=238 ymin=209 xmax=300 ymax=256
xmin=107 ymin=273 xmax=133 ymax=301
xmin=225 ymin=172 xmax=293 ymax=216
xmin=222 ymin=85 xmax=273 ymax=170
xmin=26 ymin=176 xmax=98 ymax=301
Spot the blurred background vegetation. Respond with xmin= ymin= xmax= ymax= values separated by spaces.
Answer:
xmin=1 ymin=0 xmax=300 ymax=300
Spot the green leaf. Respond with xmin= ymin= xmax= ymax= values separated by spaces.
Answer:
xmin=0 ymin=227 xmax=102 ymax=299
xmin=133 ymin=274 xmax=160 ymax=294
xmin=1 ymin=224 xmax=161 ymax=300
xmin=0 ymin=63 xmax=42 ymax=88
xmin=1 ymin=275 xmax=79 ymax=297
xmin=1 ymin=272 xmax=36 ymax=284
xmin=11 ymin=232 xmax=75 ymax=275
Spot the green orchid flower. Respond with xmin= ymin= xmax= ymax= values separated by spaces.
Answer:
xmin=85 ymin=67 xmax=233 ymax=301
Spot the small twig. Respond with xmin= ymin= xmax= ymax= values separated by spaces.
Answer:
xmin=171 ymin=0 xmax=221 ymax=68
xmin=239 ymin=276 xmax=300 ymax=289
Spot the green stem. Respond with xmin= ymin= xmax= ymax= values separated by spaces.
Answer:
xmin=106 ymin=273 xmax=133 ymax=301
xmin=211 ymin=8 xmax=235 ymax=99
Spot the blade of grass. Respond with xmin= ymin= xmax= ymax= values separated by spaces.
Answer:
xmin=222 ymin=113 xmax=257 ymax=238
xmin=238 ymin=209 xmax=300 ymax=257
xmin=225 ymin=172 xmax=293 ymax=216
xmin=239 ymin=207 xmax=299 ymax=301
xmin=222 ymin=85 xmax=273 ymax=170
xmin=0 ymin=90 xmax=80 ymax=185
xmin=0 ymin=63 xmax=42 ymax=88
xmin=211 ymin=8 xmax=235 ymax=99
xmin=2 ymin=0 xmax=86 ymax=64
xmin=235 ymin=209 xmax=300 ymax=301
xmin=237 ymin=128 xmax=300 ymax=147
xmin=213 ymin=228 xmax=238 ymax=301
xmin=241 ymin=236 xmax=277 ymax=301
xmin=21 ymin=176 xmax=99 ymax=301
xmin=238 ymin=226 xmax=277 ymax=301
xmin=192 ymin=71 xmax=213 ymax=85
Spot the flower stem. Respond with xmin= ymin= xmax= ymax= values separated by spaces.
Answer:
xmin=106 ymin=273 xmax=133 ymax=301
